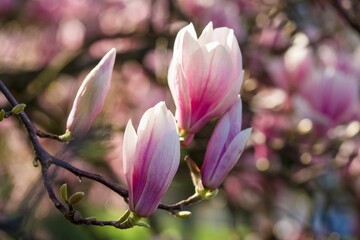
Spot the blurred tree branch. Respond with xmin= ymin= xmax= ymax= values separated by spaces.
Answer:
xmin=331 ymin=0 xmax=360 ymax=35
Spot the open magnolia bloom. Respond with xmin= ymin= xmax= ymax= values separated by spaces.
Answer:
xmin=168 ymin=22 xmax=244 ymax=145
xmin=201 ymin=96 xmax=251 ymax=190
xmin=123 ymin=102 xmax=180 ymax=217
xmin=65 ymin=48 xmax=116 ymax=139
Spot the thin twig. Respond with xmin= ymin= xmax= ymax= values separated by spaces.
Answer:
xmin=50 ymin=157 xmax=129 ymax=198
xmin=158 ymin=193 xmax=202 ymax=213
xmin=36 ymin=130 xmax=64 ymax=141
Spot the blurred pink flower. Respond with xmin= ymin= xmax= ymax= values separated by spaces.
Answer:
xmin=234 ymin=0 xmax=272 ymax=13
xmin=251 ymin=108 xmax=290 ymax=160
xmin=143 ymin=48 xmax=173 ymax=80
xmin=294 ymin=68 xmax=359 ymax=129
xmin=267 ymin=44 xmax=314 ymax=93
xmin=123 ymin=102 xmax=180 ymax=217
xmin=317 ymin=45 xmax=358 ymax=77
xmin=201 ymin=96 xmax=251 ymax=190
xmin=66 ymin=48 xmax=116 ymax=138
xmin=168 ymin=22 xmax=243 ymax=144
xmin=176 ymin=0 xmax=245 ymax=39
xmin=151 ymin=0 xmax=170 ymax=33
xmin=258 ymin=27 xmax=289 ymax=50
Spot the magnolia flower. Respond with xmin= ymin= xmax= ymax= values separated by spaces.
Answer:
xmin=168 ymin=22 xmax=243 ymax=144
xmin=201 ymin=96 xmax=251 ymax=190
xmin=177 ymin=0 xmax=245 ymax=39
xmin=123 ymin=102 xmax=180 ymax=217
xmin=66 ymin=48 xmax=116 ymax=138
xmin=294 ymin=68 xmax=359 ymax=130
xmin=267 ymin=44 xmax=313 ymax=93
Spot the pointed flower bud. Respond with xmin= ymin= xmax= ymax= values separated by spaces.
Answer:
xmin=123 ymin=102 xmax=180 ymax=217
xmin=168 ymin=22 xmax=244 ymax=143
xmin=201 ymin=96 xmax=251 ymax=190
xmin=66 ymin=48 xmax=116 ymax=138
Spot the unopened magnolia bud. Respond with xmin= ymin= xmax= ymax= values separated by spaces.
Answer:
xmin=60 ymin=183 xmax=68 ymax=203
xmin=123 ymin=102 xmax=180 ymax=217
xmin=174 ymin=211 xmax=192 ymax=219
xmin=0 ymin=109 xmax=5 ymax=121
xmin=66 ymin=48 xmax=116 ymax=138
xmin=201 ymin=97 xmax=251 ymax=190
xmin=11 ymin=103 xmax=26 ymax=114
xmin=68 ymin=192 xmax=85 ymax=205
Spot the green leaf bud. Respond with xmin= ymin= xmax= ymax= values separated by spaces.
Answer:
xmin=68 ymin=191 xmax=84 ymax=205
xmin=174 ymin=211 xmax=192 ymax=219
xmin=134 ymin=221 xmax=150 ymax=228
xmin=11 ymin=103 xmax=26 ymax=114
xmin=60 ymin=183 xmax=68 ymax=203
xmin=117 ymin=209 xmax=131 ymax=223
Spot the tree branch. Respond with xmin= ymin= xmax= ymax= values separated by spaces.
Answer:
xmin=50 ymin=157 xmax=128 ymax=198
xmin=0 ymin=79 xmax=202 ymax=229
xmin=331 ymin=0 xmax=360 ymax=35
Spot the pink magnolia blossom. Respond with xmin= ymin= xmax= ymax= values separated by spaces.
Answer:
xmin=66 ymin=48 xmax=116 ymax=138
xmin=123 ymin=102 xmax=180 ymax=217
xmin=168 ymin=22 xmax=243 ymax=143
xmin=201 ymin=96 xmax=251 ymax=190
xmin=267 ymin=44 xmax=314 ymax=93
xmin=317 ymin=45 xmax=355 ymax=75
xmin=258 ymin=27 xmax=290 ymax=50
xmin=294 ymin=68 xmax=359 ymax=129
xmin=176 ymin=0 xmax=245 ymax=39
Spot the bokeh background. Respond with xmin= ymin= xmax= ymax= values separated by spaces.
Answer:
xmin=1 ymin=0 xmax=360 ymax=239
